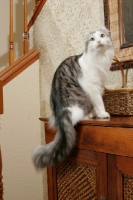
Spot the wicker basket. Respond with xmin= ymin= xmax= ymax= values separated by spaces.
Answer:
xmin=103 ymin=57 xmax=133 ymax=115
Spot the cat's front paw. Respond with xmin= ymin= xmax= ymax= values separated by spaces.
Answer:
xmin=97 ymin=111 xmax=110 ymax=119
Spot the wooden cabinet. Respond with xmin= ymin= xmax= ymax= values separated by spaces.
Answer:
xmin=40 ymin=117 xmax=133 ymax=200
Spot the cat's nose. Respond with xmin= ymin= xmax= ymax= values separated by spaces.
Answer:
xmin=97 ymin=41 xmax=101 ymax=44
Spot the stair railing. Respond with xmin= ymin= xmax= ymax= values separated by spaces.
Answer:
xmin=9 ymin=0 xmax=29 ymax=65
xmin=35 ymin=0 xmax=41 ymax=9
xmin=23 ymin=0 xmax=28 ymax=54
xmin=0 ymin=1 xmax=47 ymax=199
xmin=9 ymin=0 xmax=47 ymax=65
xmin=9 ymin=0 xmax=14 ymax=65
xmin=28 ymin=0 xmax=47 ymax=30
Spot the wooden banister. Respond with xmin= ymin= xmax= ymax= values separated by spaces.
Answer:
xmin=0 ymin=148 xmax=3 ymax=200
xmin=1 ymin=1 xmax=42 ymax=113
xmin=35 ymin=0 xmax=41 ymax=9
xmin=23 ymin=0 xmax=28 ymax=54
xmin=9 ymin=0 xmax=14 ymax=65
xmin=0 ymin=48 xmax=39 ymax=114
xmin=9 ymin=0 xmax=45 ymax=60
xmin=0 ymin=48 xmax=39 ymax=87
xmin=28 ymin=0 xmax=47 ymax=30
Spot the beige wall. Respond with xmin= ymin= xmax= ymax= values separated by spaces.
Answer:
xmin=0 ymin=60 xmax=43 ymax=200
xmin=0 ymin=0 xmax=34 ymax=72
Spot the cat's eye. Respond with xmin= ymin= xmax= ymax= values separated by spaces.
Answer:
xmin=90 ymin=37 xmax=95 ymax=41
xmin=101 ymin=34 xmax=105 ymax=38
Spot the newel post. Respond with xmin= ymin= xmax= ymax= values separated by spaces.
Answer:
xmin=0 ymin=148 xmax=3 ymax=200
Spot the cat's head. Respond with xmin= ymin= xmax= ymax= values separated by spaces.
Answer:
xmin=85 ymin=27 xmax=114 ymax=53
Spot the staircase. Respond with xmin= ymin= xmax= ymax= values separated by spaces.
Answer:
xmin=0 ymin=1 xmax=47 ymax=199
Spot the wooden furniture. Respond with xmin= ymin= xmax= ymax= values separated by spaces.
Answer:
xmin=40 ymin=117 xmax=133 ymax=200
xmin=0 ymin=148 xmax=3 ymax=200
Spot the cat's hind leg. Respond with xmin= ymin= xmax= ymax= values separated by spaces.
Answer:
xmin=49 ymin=114 xmax=56 ymax=128
xmin=67 ymin=105 xmax=85 ymax=125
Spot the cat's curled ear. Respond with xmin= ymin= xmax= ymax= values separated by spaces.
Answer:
xmin=99 ymin=26 xmax=111 ymax=35
xmin=84 ymin=32 xmax=92 ymax=42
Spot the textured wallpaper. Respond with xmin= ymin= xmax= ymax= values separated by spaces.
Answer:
xmin=33 ymin=0 xmax=104 ymax=118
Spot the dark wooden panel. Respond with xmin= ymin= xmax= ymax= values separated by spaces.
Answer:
xmin=68 ymin=148 xmax=98 ymax=166
xmin=47 ymin=167 xmax=57 ymax=200
xmin=117 ymin=169 xmax=123 ymax=200
xmin=43 ymin=118 xmax=133 ymax=157
xmin=76 ymin=125 xmax=133 ymax=157
xmin=44 ymin=123 xmax=56 ymax=143
xmin=107 ymin=154 xmax=117 ymax=200
xmin=117 ymin=156 xmax=133 ymax=200
xmin=117 ymin=156 xmax=133 ymax=175
xmin=97 ymin=153 xmax=107 ymax=200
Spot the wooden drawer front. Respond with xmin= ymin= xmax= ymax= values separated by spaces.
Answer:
xmin=76 ymin=125 xmax=133 ymax=157
xmin=45 ymin=121 xmax=133 ymax=157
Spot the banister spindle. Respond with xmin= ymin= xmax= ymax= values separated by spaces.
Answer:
xmin=9 ymin=0 xmax=14 ymax=65
xmin=35 ymin=0 xmax=41 ymax=9
xmin=23 ymin=0 xmax=28 ymax=54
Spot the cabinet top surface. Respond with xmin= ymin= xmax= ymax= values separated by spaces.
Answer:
xmin=40 ymin=116 xmax=133 ymax=128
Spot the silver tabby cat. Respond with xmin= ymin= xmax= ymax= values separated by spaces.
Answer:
xmin=32 ymin=27 xmax=114 ymax=169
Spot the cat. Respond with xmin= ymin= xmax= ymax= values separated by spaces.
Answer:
xmin=32 ymin=27 xmax=114 ymax=169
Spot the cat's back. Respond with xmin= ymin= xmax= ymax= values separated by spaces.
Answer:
xmin=52 ymin=54 xmax=82 ymax=85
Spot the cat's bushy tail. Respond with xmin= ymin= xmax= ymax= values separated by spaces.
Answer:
xmin=32 ymin=110 xmax=76 ymax=169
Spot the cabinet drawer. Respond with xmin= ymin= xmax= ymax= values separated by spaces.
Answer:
xmin=76 ymin=125 xmax=133 ymax=157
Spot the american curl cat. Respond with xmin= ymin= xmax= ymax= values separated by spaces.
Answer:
xmin=32 ymin=27 xmax=114 ymax=169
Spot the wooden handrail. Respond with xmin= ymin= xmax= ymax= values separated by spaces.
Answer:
xmin=0 ymin=148 xmax=3 ymax=200
xmin=23 ymin=0 xmax=28 ymax=54
xmin=0 ymin=48 xmax=39 ymax=87
xmin=0 ymin=48 xmax=39 ymax=114
xmin=28 ymin=0 xmax=47 ymax=30
xmin=9 ymin=0 xmax=14 ymax=65
xmin=35 ymin=0 xmax=41 ymax=9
